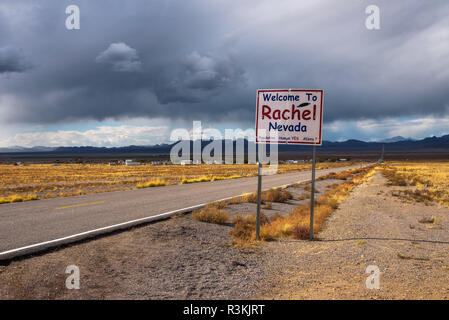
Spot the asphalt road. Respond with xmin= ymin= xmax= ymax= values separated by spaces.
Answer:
xmin=0 ymin=164 xmax=368 ymax=259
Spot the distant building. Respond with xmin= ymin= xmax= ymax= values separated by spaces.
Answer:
xmin=180 ymin=160 xmax=193 ymax=165
xmin=125 ymin=159 xmax=140 ymax=166
xmin=213 ymin=160 xmax=224 ymax=165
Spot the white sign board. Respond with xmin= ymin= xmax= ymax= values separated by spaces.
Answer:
xmin=255 ymin=89 xmax=324 ymax=145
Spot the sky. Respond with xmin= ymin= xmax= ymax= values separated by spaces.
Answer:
xmin=0 ymin=0 xmax=448 ymax=147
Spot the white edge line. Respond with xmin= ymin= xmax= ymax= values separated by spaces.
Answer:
xmin=0 ymin=194 xmax=245 ymax=259
xmin=0 ymin=164 xmax=372 ymax=259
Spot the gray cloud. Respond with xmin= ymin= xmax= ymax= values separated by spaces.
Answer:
xmin=95 ymin=42 xmax=142 ymax=72
xmin=0 ymin=46 xmax=32 ymax=73
xmin=156 ymin=51 xmax=247 ymax=104
xmin=0 ymin=0 xmax=448 ymax=127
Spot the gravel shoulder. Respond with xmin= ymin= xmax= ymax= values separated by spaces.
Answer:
xmin=0 ymin=215 xmax=268 ymax=299
xmin=258 ymin=172 xmax=449 ymax=299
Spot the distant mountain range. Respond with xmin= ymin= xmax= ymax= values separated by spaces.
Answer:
xmin=0 ymin=134 xmax=448 ymax=154
xmin=379 ymin=136 xmax=415 ymax=143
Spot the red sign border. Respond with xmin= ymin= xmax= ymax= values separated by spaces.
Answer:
xmin=255 ymin=89 xmax=324 ymax=145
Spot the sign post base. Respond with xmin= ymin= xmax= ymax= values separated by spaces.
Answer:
xmin=310 ymin=145 xmax=316 ymax=240
xmin=256 ymin=162 xmax=262 ymax=240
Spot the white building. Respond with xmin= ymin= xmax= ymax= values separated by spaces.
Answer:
xmin=180 ymin=160 xmax=193 ymax=165
xmin=125 ymin=159 xmax=141 ymax=166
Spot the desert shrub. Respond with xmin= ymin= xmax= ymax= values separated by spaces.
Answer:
xmin=262 ymin=202 xmax=272 ymax=209
xmin=327 ymin=171 xmax=353 ymax=180
xmin=297 ymin=193 xmax=310 ymax=200
xmin=418 ymin=216 xmax=437 ymax=224
xmin=211 ymin=175 xmax=242 ymax=181
xmin=0 ymin=194 xmax=38 ymax=204
xmin=212 ymin=201 xmax=228 ymax=209
xmin=224 ymin=197 xmax=242 ymax=205
xmin=230 ymin=213 xmax=269 ymax=241
xmin=291 ymin=225 xmax=310 ymax=240
xmin=181 ymin=174 xmax=243 ymax=184
xmin=382 ymin=168 xmax=408 ymax=186
xmin=181 ymin=176 xmax=211 ymax=184
xmin=192 ymin=204 xmax=230 ymax=224
xmin=264 ymin=188 xmax=293 ymax=203
xmin=242 ymin=192 xmax=258 ymax=203
xmin=243 ymin=188 xmax=293 ymax=204
xmin=136 ymin=179 xmax=166 ymax=188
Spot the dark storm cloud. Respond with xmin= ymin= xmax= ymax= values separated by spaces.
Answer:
xmin=156 ymin=51 xmax=246 ymax=104
xmin=0 ymin=46 xmax=32 ymax=73
xmin=0 ymin=0 xmax=448 ymax=126
xmin=95 ymin=42 xmax=142 ymax=72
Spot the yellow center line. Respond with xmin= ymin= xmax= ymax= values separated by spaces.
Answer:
xmin=55 ymin=201 xmax=106 ymax=210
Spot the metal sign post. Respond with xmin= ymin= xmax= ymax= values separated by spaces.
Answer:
xmin=309 ymin=145 xmax=316 ymax=240
xmin=256 ymin=162 xmax=262 ymax=240
xmin=255 ymin=88 xmax=324 ymax=241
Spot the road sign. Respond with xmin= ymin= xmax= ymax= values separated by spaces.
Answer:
xmin=255 ymin=89 xmax=324 ymax=240
xmin=255 ymin=89 xmax=324 ymax=145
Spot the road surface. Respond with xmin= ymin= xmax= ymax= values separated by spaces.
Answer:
xmin=0 ymin=164 xmax=368 ymax=259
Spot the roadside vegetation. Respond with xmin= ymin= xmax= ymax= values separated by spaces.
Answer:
xmin=0 ymin=194 xmax=38 ymax=204
xmin=230 ymin=165 xmax=377 ymax=245
xmin=381 ymin=162 xmax=449 ymax=208
xmin=192 ymin=203 xmax=230 ymax=224
xmin=0 ymin=162 xmax=356 ymax=203
xmin=181 ymin=174 xmax=243 ymax=184
xmin=242 ymin=188 xmax=293 ymax=204
xmin=136 ymin=179 xmax=166 ymax=188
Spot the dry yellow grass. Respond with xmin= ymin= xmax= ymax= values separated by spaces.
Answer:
xmin=242 ymin=188 xmax=293 ymax=204
xmin=0 ymin=162 xmax=355 ymax=202
xmin=192 ymin=203 xmax=230 ymax=224
xmin=136 ymin=179 xmax=166 ymax=189
xmin=231 ymin=165 xmax=377 ymax=243
xmin=0 ymin=194 xmax=38 ymax=204
xmin=180 ymin=175 xmax=243 ymax=184
xmin=230 ymin=213 xmax=270 ymax=246
xmin=382 ymin=162 xmax=449 ymax=208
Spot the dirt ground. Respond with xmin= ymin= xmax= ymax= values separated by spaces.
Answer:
xmin=0 ymin=215 xmax=268 ymax=299
xmin=0 ymin=171 xmax=448 ymax=299
xmin=259 ymin=172 xmax=449 ymax=299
